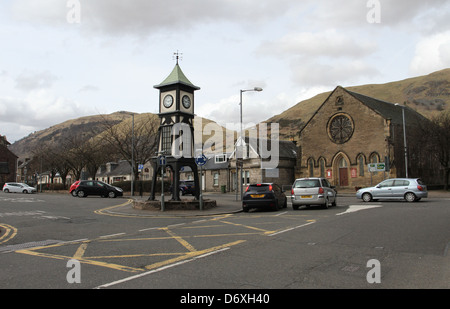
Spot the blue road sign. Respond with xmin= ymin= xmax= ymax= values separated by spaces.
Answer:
xmin=195 ymin=154 xmax=207 ymax=166
xmin=158 ymin=155 xmax=166 ymax=166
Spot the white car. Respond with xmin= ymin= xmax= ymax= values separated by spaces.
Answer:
xmin=2 ymin=182 xmax=37 ymax=194
xmin=291 ymin=177 xmax=337 ymax=209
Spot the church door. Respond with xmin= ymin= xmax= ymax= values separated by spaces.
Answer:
xmin=337 ymin=156 xmax=349 ymax=187
xmin=339 ymin=168 xmax=349 ymax=186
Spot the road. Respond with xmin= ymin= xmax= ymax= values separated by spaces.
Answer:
xmin=0 ymin=191 xmax=448 ymax=293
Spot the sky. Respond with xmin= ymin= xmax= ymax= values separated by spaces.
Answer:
xmin=1 ymin=0 xmax=450 ymax=143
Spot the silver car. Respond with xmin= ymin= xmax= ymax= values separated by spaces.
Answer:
xmin=2 ymin=182 xmax=37 ymax=194
xmin=291 ymin=177 xmax=337 ymax=209
xmin=356 ymin=178 xmax=427 ymax=202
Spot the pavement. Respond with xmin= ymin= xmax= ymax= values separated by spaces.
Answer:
xmin=102 ymin=189 xmax=450 ymax=218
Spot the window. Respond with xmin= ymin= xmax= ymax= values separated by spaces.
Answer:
xmin=319 ymin=158 xmax=325 ymax=177
xmin=213 ymin=172 xmax=219 ymax=186
xmin=215 ymin=154 xmax=227 ymax=163
xmin=358 ymin=156 xmax=365 ymax=176
xmin=242 ymin=171 xmax=250 ymax=185
xmin=308 ymin=159 xmax=314 ymax=177
xmin=161 ymin=126 xmax=172 ymax=154
xmin=328 ymin=113 xmax=354 ymax=144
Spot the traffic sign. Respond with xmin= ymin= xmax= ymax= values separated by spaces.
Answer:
xmin=368 ymin=163 xmax=385 ymax=172
xmin=195 ymin=154 xmax=207 ymax=166
xmin=158 ymin=155 xmax=166 ymax=166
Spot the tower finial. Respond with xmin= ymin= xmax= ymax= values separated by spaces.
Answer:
xmin=173 ymin=50 xmax=183 ymax=64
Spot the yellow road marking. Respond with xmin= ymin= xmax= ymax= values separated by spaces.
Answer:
xmin=0 ymin=224 xmax=17 ymax=245
xmin=219 ymin=220 xmax=275 ymax=234
xmin=144 ymin=240 xmax=246 ymax=271
xmin=161 ymin=228 xmax=196 ymax=252
xmin=73 ymin=242 xmax=89 ymax=259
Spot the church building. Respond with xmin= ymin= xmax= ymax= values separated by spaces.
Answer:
xmin=297 ymin=86 xmax=433 ymax=189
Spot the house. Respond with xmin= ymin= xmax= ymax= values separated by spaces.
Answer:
xmin=297 ymin=86 xmax=437 ymax=188
xmin=0 ymin=135 xmax=18 ymax=186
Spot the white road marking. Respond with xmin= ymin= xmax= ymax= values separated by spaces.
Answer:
xmin=336 ymin=205 xmax=382 ymax=216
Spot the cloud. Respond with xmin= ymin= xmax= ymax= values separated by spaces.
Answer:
xmin=10 ymin=0 xmax=295 ymax=36
xmin=15 ymin=70 xmax=58 ymax=91
xmin=258 ymin=29 xmax=376 ymax=59
xmin=410 ymin=30 xmax=450 ymax=75
xmin=0 ymin=90 xmax=96 ymax=142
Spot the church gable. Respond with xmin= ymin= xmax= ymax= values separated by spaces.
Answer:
xmin=298 ymin=86 xmax=393 ymax=187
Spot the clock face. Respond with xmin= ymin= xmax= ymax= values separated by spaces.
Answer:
xmin=163 ymin=94 xmax=173 ymax=108
xmin=182 ymin=95 xmax=191 ymax=109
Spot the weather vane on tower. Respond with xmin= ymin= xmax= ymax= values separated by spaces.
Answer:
xmin=173 ymin=50 xmax=183 ymax=64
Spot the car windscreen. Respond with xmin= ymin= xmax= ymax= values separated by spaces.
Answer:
xmin=293 ymin=179 xmax=321 ymax=188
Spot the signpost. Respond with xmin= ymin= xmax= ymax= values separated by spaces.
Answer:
xmin=368 ymin=163 xmax=386 ymax=185
xmin=195 ymin=154 xmax=207 ymax=211
xmin=158 ymin=155 xmax=166 ymax=211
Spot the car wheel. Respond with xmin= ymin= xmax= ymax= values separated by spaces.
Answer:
xmin=293 ymin=205 xmax=299 ymax=210
xmin=23 ymin=189 xmax=28 ymax=194
xmin=362 ymin=193 xmax=372 ymax=202
xmin=4 ymin=189 xmax=9 ymax=193
xmin=108 ymin=191 xmax=116 ymax=198
xmin=332 ymin=196 xmax=337 ymax=207
xmin=405 ymin=192 xmax=416 ymax=202
xmin=71 ymin=190 xmax=77 ymax=197
xmin=242 ymin=206 xmax=249 ymax=212
xmin=77 ymin=190 xmax=86 ymax=198
xmin=283 ymin=198 xmax=287 ymax=208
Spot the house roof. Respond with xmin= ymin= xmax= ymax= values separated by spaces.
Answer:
xmin=345 ymin=88 xmax=428 ymax=125
xmin=229 ymin=137 xmax=297 ymax=160
xmin=154 ymin=64 xmax=200 ymax=90
xmin=96 ymin=160 xmax=131 ymax=178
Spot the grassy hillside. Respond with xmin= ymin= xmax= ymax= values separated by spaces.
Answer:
xmin=267 ymin=68 xmax=450 ymax=140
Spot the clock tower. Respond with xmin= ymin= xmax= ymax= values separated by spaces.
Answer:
xmin=149 ymin=57 xmax=201 ymax=201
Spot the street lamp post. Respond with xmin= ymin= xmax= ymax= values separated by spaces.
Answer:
xmin=395 ymin=103 xmax=408 ymax=178
xmin=238 ymin=87 xmax=263 ymax=201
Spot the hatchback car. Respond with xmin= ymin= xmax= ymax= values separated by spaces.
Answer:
xmin=356 ymin=178 xmax=427 ymax=202
xmin=2 ymin=182 xmax=36 ymax=194
xmin=179 ymin=180 xmax=195 ymax=196
xmin=242 ymin=183 xmax=287 ymax=212
xmin=73 ymin=180 xmax=123 ymax=198
xmin=291 ymin=177 xmax=337 ymax=209
xmin=69 ymin=180 xmax=80 ymax=196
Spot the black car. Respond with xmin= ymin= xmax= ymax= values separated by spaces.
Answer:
xmin=74 ymin=180 xmax=123 ymax=198
xmin=242 ymin=183 xmax=287 ymax=212
xmin=179 ymin=180 xmax=195 ymax=196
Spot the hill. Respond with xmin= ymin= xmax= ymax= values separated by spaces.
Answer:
xmin=10 ymin=111 xmax=134 ymax=160
xmin=266 ymin=68 xmax=450 ymax=140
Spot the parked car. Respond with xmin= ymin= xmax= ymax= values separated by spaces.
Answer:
xmin=2 ymin=182 xmax=36 ymax=194
xmin=73 ymin=180 xmax=123 ymax=198
xmin=356 ymin=178 xmax=427 ymax=202
xmin=180 ymin=180 xmax=195 ymax=195
xmin=242 ymin=183 xmax=287 ymax=212
xmin=69 ymin=180 xmax=80 ymax=197
xmin=171 ymin=180 xmax=196 ymax=196
xmin=291 ymin=177 xmax=337 ymax=210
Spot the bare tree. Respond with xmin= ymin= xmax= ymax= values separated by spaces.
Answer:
xmin=98 ymin=113 xmax=159 ymax=184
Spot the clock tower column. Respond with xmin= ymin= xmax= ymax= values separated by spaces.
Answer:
xmin=149 ymin=60 xmax=201 ymax=201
